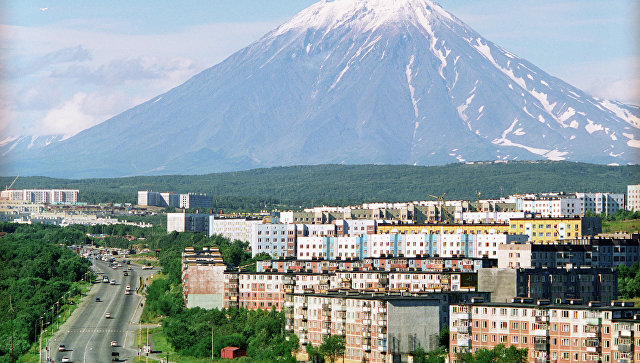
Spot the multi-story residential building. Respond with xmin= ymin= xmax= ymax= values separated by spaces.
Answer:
xmin=478 ymin=267 xmax=617 ymax=304
xmin=289 ymin=290 xmax=490 ymax=363
xmin=137 ymin=190 xmax=181 ymax=207
xmin=576 ymin=192 xmax=626 ymax=217
xmin=628 ymin=184 xmax=640 ymax=212
xmin=296 ymin=233 xmax=527 ymax=261
xmin=454 ymin=211 xmax=526 ymax=224
xmin=179 ymin=193 xmax=213 ymax=209
xmin=449 ymin=299 xmax=640 ymax=363
xmin=508 ymin=217 xmax=602 ymax=243
xmin=208 ymin=217 xmax=262 ymax=241
xmin=498 ymin=236 xmax=640 ymax=269
xmin=256 ymin=256 xmax=497 ymax=274
xmin=251 ymin=222 xmax=289 ymax=257
xmin=377 ymin=223 xmax=510 ymax=236
xmin=516 ymin=192 xmax=625 ymax=217
xmin=167 ymin=212 xmax=210 ymax=233
xmin=1 ymin=189 xmax=79 ymax=204
xmin=181 ymin=247 xmax=227 ymax=309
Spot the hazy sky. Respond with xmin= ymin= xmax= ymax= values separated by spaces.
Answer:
xmin=1 ymin=0 xmax=637 ymax=139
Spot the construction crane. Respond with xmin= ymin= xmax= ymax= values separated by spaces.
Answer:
xmin=5 ymin=175 xmax=18 ymax=190
xmin=427 ymin=193 xmax=451 ymax=223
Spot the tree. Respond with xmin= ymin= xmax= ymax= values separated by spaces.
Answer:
xmin=318 ymin=335 xmax=345 ymax=363
xmin=306 ymin=343 xmax=324 ymax=363
xmin=457 ymin=344 xmax=527 ymax=363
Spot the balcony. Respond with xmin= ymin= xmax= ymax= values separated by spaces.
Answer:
xmin=532 ymin=329 xmax=549 ymax=337
xmin=378 ymin=339 xmax=387 ymax=352
xmin=362 ymin=345 xmax=371 ymax=352
xmin=363 ymin=305 xmax=371 ymax=312
xmin=322 ymin=303 xmax=331 ymax=311
xmin=300 ymin=338 xmax=308 ymax=345
xmin=378 ymin=319 xmax=387 ymax=327
xmin=534 ymin=315 xmax=549 ymax=323
xmin=585 ymin=353 xmax=601 ymax=361
xmin=301 ymin=302 xmax=308 ymax=309
xmin=284 ymin=301 xmax=293 ymax=308
xmin=617 ymin=343 xmax=633 ymax=353
xmin=452 ymin=312 xmax=471 ymax=321
xmin=586 ymin=346 xmax=600 ymax=353
xmin=456 ymin=325 xmax=471 ymax=334
xmin=619 ymin=330 xmax=632 ymax=338
xmin=335 ymin=304 xmax=347 ymax=312
xmin=457 ymin=338 xmax=470 ymax=347
xmin=586 ymin=317 xmax=601 ymax=326
xmin=534 ymin=342 xmax=548 ymax=351
xmin=378 ymin=307 xmax=387 ymax=314
xmin=321 ymin=328 xmax=329 ymax=335
xmin=363 ymin=319 xmax=371 ymax=325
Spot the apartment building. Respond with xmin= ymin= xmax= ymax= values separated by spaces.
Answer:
xmin=179 ymin=193 xmax=213 ymax=209
xmin=251 ymin=222 xmax=289 ymax=257
xmin=1 ymin=189 xmax=79 ymax=204
xmin=576 ymin=192 xmax=626 ymax=217
xmin=256 ymin=256 xmax=497 ymax=274
xmin=377 ymin=223 xmax=510 ymax=235
xmin=454 ymin=211 xmax=526 ymax=224
xmin=449 ymin=299 xmax=640 ymax=363
xmin=167 ymin=212 xmax=210 ymax=233
xmin=289 ymin=290 xmax=490 ymax=363
xmin=181 ymin=247 xmax=227 ymax=309
xmin=629 ymin=184 xmax=640 ymax=212
xmin=508 ymin=217 xmax=602 ymax=243
xmin=296 ymin=233 xmax=527 ymax=260
xmin=517 ymin=192 xmax=625 ymax=217
xmin=498 ymin=236 xmax=640 ymax=269
xmin=478 ymin=267 xmax=617 ymax=304
xmin=208 ymin=217 xmax=262 ymax=241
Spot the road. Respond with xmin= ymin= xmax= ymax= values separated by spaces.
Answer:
xmin=47 ymin=258 xmax=155 ymax=363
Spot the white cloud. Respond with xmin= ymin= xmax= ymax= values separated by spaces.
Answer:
xmin=41 ymin=92 xmax=97 ymax=138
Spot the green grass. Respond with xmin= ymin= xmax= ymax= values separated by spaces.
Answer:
xmin=603 ymin=219 xmax=640 ymax=234
xmin=133 ymin=326 xmax=213 ymax=363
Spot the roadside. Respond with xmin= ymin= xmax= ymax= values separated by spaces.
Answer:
xmin=18 ymin=281 xmax=93 ymax=363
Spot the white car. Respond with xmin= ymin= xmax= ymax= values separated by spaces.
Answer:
xmin=110 ymin=340 xmax=118 ymax=347
xmin=105 ymin=312 xmax=111 ymax=319
xmin=61 ymin=357 xmax=71 ymax=362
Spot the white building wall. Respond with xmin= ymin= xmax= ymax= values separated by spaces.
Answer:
xmin=628 ymin=184 xmax=640 ymax=212
xmin=250 ymin=223 xmax=288 ymax=257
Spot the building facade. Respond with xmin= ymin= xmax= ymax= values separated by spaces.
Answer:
xmin=449 ymin=300 xmax=640 ymax=363
xmin=628 ymin=184 xmax=640 ymax=212
xmin=1 ymin=189 xmax=79 ymax=204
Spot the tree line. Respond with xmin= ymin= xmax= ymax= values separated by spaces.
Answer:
xmin=2 ymin=161 xmax=637 ymax=210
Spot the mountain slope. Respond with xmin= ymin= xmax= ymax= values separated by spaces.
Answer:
xmin=4 ymin=0 xmax=639 ymax=177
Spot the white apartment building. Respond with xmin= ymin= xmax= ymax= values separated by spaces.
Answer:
xmin=167 ymin=212 xmax=210 ymax=233
xmin=180 ymin=193 xmax=213 ymax=209
xmin=251 ymin=223 xmax=289 ymax=257
xmin=295 ymin=233 xmax=528 ymax=261
xmin=627 ymin=184 xmax=640 ymax=212
xmin=208 ymin=217 xmax=261 ymax=242
xmin=1 ymin=189 xmax=79 ymax=204
xmin=576 ymin=192 xmax=625 ymax=216
xmin=454 ymin=211 xmax=525 ymax=224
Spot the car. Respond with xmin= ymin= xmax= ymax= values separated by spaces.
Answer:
xmin=58 ymin=344 xmax=66 ymax=352
xmin=95 ymin=297 xmax=101 ymax=302
xmin=105 ymin=312 xmax=111 ymax=319
xmin=110 ymin=340 xmax=118 ymax=347
xmin=110 ymin=279 xmax=116 ymax=285
xmin=123 ymin=271 xmax=128 ymax=276
xmin=61 ymin=357 xmax=71 ymax=363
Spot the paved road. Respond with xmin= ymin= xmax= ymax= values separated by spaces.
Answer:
xmin=47 ymin=259 xmax=154 ymax=363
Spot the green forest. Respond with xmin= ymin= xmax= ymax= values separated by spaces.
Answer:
xmin=618 ymin=263 xmax=640 ymax=300
xmin=1 ymin=161 xmax=637 ymax=210
xmin=0 ymin=223 xmax=91 ymax=362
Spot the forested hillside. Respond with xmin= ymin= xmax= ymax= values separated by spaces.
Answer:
xmin=2 ymin=162 xmax=638 ymax=208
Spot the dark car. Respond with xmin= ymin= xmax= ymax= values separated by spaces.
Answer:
xmin=95 ymin=297 xmax=101 ymax=302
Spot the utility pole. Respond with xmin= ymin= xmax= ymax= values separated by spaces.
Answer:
xmin=10 ymin=295 xmax=14 ymax=363
xmin=211 ymin=325 xmax=214 ymax=361
xmin=40 ymin=318 xmax=43 ymax=363
xmin=146 ymin=327 xmax=149 ymax=363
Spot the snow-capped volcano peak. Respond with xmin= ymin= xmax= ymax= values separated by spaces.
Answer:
xmin=273 ymin=0 xmax=461 ymax=36
xmin=3 ymin=0 xmax=638 ymax=177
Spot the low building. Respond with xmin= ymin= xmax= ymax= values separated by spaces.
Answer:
xmin=478 ymin=267 xmax=617 ymax=304
xmin=449 ymin=299 xmax=640 ymax=363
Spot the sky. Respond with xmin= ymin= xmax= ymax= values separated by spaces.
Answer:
xmin=1 ymin=0 xmax=637 ymax=140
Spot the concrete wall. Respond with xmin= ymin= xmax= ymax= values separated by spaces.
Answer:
xmin=185 ymin=264 xmax=226 ymax=309
xmin=478 ymin=268 xmax=517 ymax=303
xmin=387 ymin=300 xmax=441 ymax=360
xmin=186 ymin=293 xmax=223 ymax=309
